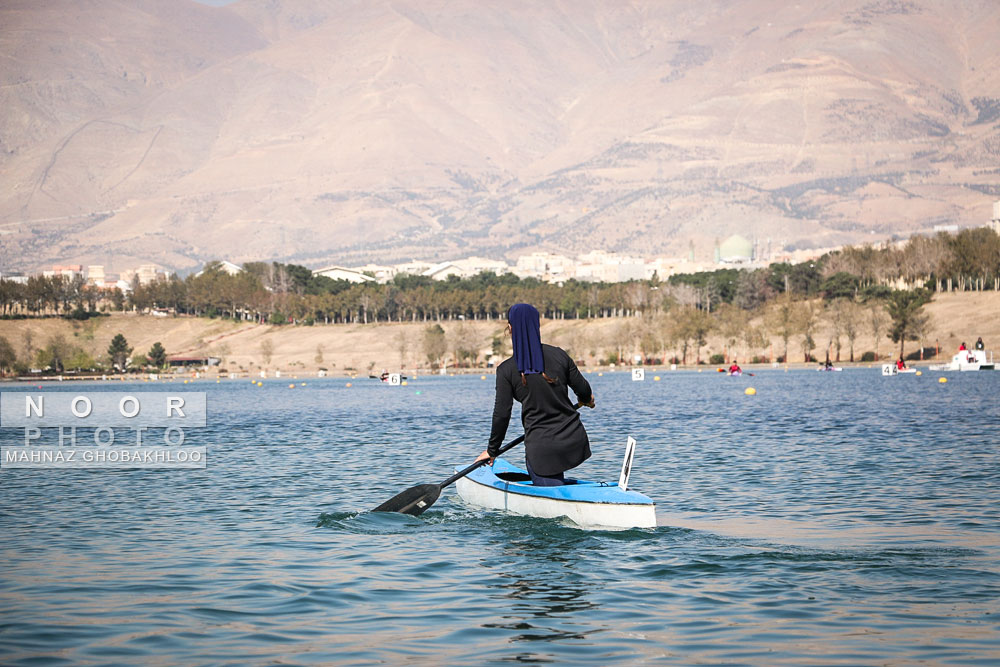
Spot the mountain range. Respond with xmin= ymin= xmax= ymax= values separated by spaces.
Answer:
xmin=2 ymin=0 xmax=999 ymax=274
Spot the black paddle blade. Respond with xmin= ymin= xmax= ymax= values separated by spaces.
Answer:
xmin=372 ymin=484 xmax=442 ymax=515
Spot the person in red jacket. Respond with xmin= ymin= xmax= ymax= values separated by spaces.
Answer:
xmin=896 ymin=357 xmax=906 ymax=370
xmin=728 ymin=360 xmax=741 ymax=374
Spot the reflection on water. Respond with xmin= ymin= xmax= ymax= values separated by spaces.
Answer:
xmin=1 ymin=370 xmax=999 ymax=664
xmin=484 ymin=528 xmax=602 ymax=649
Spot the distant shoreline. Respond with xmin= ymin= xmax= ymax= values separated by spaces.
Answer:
xmin=0 ymin=291 xmax=996 ymax=379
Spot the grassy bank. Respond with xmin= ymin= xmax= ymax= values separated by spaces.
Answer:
xmin=1 ymin=291 xmax=997 ymax=377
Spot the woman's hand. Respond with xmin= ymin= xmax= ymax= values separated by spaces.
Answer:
xmin=581 ymin=394 xmax=596 ymax=409
xmin=475 ymin=449 xmax=495 ymax=466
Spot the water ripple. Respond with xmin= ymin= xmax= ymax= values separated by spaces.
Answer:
xmin=2 ymin=371 xmax=999 ymax=664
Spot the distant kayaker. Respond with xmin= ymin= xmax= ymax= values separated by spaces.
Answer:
xmin=476 ymin=303 xmax=595 ymax=487
xmin=975 ymin=337 xmax=985 ymax=350
xmin=728 ymin=360 xmax=741 ymax=374
xmin=896 ymin=357 xmax=906 ymax=370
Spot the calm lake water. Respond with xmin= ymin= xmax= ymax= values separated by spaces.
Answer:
xmin=2 ymin=368 xmax=999 ymax=665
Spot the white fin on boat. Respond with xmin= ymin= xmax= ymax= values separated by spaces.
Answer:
xmin=618 ymin=436 xmax=636 ymax=491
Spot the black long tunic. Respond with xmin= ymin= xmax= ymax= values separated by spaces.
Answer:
xmin=488 ymin=344 xmax=594 ymax=476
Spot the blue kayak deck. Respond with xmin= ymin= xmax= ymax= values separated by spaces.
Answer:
xmin=462 ymin=458 xmax=654 ymax=505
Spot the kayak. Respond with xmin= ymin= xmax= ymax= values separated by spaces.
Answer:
xmin=817 ymin=366 xmax=842 ymax=371
xmin=454 ymin=457 xmax=656 ymax=529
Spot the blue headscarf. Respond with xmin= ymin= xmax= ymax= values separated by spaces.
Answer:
xmin=508 ymin=303 xmax=544 ymax=375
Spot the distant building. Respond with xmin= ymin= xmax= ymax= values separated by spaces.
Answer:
xmin=513 ymin=252 xmax=572 ymax=280
xmin=0 ymin=272 xmax=28 ymax=284
xmin=990 ymin=200 xmax=1000 ymax=235
xmin=217 ymin=260 xmax=244 ymax=276
xmin=934 ymin=224 xmax=959 ymax=233
xmin=422 ymin=261 xmax=465 ymax=281
xmin=120 ymin=264 xmax=169 ymax=286
xmin=353 ymin=263 xmax=397 ymax=283
xmin=393 ymin=260 xmax=434 ymax=276
xmin=167 ymin=356 xmax=221 ymax=368
xmin=87 ymin=265 xmax=106 ymax=286
xmin=645 ymin=257 xmax=689 ymax=281
xmin=452 ymin=256 xmax=509 ymax=277
xmin=422 ymin=257 xmax=509 ymax=281
xmin=194 ymin=260 xmax=243 ymax=277
xmin=574 ymin=251 xmax=645 ymax=282
xmin=312 ymin=265 xmax=375 ymax=283
xmin=43 ymin=264 xmax=82 ymax=279
xmin=716 ymin=235 xmax=754 ymax=265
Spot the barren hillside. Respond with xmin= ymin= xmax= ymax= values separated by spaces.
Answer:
xmin=1 ymin=0 xmax=998 ymax=272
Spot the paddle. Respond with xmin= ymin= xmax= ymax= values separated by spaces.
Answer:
xmin=372 ymin=402 xmax=585 ymax=516
xmin=371 ymin=433 xmax=527 ymax=515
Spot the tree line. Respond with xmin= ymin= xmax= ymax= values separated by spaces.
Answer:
xmin=3 ymin=226 xmax=997 ymax=324
xmin=0 ymin=331 xmax=168 ymax=376
xmin=1 ymin=227 xmax=993 ymax=373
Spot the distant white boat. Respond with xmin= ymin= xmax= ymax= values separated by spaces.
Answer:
xmin=928 ymin=349 xmax=995 ymax=372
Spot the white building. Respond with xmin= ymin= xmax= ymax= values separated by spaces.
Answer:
xmin=423 ymin=256 xmax=510 ymax=281
xmin=87 ymin=265 xmax=106 ymax=285
xmin=0 ymin=272 xmax=28 ymax=284
xmin=393 ymin=260 xmax=434 ymax=276
xmin=353 ymin=263 xmax=397 ymax=283
xmin=43 ymin=264 xmax=82 ymax=279
xmin=422 ymin=262 xmax=465 ymax=281
xmin=989 ymin=200 xmax=1000 ymax=234
xmin=574 ymin=251 xmax=646 ymax=282
xmin=716 ymin=235 xmax=754 ymax=265
xmin=513 ymin=252 xmax=572 ymax=280
xmin=193 ymin=260 xmax=243 ymax=278
xmin=312 ymin=265 xmax=375 ymax=283
xmin=644 ymin=257 xmax=692 ymax=281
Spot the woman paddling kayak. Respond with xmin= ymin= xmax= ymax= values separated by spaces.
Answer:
xmin=475 ymin=303 xmax=595 ymax=486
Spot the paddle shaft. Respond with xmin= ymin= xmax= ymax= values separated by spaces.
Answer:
xmin=438 ymin=435 xmax=525 ymax=488
xmin=438 ymin=400 xmax=584 ymax=489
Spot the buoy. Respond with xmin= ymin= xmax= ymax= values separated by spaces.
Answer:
xmin=481 ymin=375 xmax=486 ymax=380
xmin=716 ymin=368 xmax=724 ymax=373
xmin=598 ymin=372 xmax=603 ymax=377
xmin=346 ymin=382 xmax=352 ymax=387
xmin=401 ymin=381 xmax=408 ymax=386
xmin=288 ymin=383 xmax=295 ymax=388
xmin=745 ymin=387 xmax=756 ymax=395
xmin=654 ymin=376 xmax=661 ymax=381
xmin=415 ymin=390 xmax=422 ymax=395
xmin=257 ymin=381 xmax=263 ymax=386
xmin=938 ymin=377 xmax=947 ymax=383
xmin=300 ymin=382 xmax=306 ymax=386
xmin=915 ymin=371 xmax=922 ymax=376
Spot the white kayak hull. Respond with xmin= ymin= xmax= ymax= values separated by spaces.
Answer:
xmin=455 ymin=458 xmax=656 ymax=529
